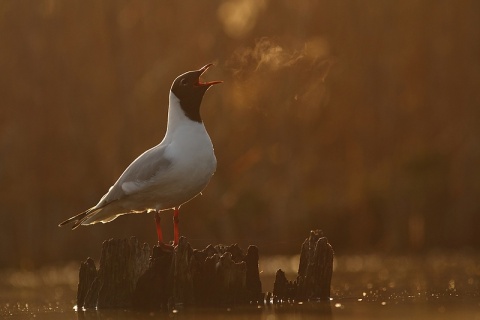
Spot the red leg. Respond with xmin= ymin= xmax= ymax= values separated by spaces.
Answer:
xmin=155 ymin=210 xmax=163 ymax=244
xmin=155 ymin=210 xmax=174 ymax=251
xmin=173 ymin=207 xmax=180 ymax=246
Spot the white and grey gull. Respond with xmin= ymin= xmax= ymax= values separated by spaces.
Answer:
xmin=59 ymin=63 xmax=222 ymax=247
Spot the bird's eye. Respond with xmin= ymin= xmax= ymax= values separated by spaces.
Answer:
xmin=180 ymin=78 xmax=188 ymax=86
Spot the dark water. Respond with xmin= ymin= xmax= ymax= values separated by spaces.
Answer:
xmin=1 ymin=254 xmax=479 ymax=319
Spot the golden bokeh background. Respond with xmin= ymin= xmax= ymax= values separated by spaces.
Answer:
xmin=1 ymin=0 xmax=479 ymax=268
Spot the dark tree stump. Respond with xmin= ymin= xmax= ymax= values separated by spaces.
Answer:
xmin=132 ymin=245 xmax=173 ymax=309
xmin=132 ymin=237 xmax=260 ymax=309
xmin=77 ymin=237 xmax=150 ymax=309
xmin=76 ymin=257 xmax=96 ymax=309
xmin=272 ymin=269 xmax=297 ymax=302
xmin=172 ymin=236 xmax=195 ymax=307
xmin=245 ymin=245 xmax=263 ymax=302
xmin=273 ymin=230 xmax=334 ymax=302
xmin=297 ymin=230 xmax=334 ymax=300
xmin=76 ymin=230 xmax=333 ymax=310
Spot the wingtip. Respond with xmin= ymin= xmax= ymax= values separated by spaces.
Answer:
xmin=71 ymin=221 xmax=82 ymax=230
xmin=58 ymin=219 xmax=82 ymax=229
xmin=58 ymin=217 xmax=76 ymax=228
xmin=58 ymin=220 xmax=69 ymax=227
xmin=58 ymin=207 xmax=94 ymax=229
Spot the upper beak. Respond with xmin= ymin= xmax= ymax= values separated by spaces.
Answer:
xmin=196 ymin=63 xmax=223 ymax=87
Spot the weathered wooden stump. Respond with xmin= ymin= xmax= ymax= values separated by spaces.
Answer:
xmin=76 ymin=229 xmax=333 ymax=310
xmin=297 ymin=230 xmax=334 ymax=300
xmin=76 ymin=258 xmax=96 ymax=308
xmin=273 ymin=230 xmax=334 ymax=301
xmin=272 ymin=269 xmax=297 ymax=302
xmin=132 ymin=245 xmax=173 ymax=309
xmin=77 ymin=237 xmax=150 ymax=309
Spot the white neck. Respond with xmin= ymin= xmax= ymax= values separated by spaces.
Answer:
xmin=167 ymin=92 xmax=188 ymax=133
xmin=166 ymin=91 xmax=204 ymax=137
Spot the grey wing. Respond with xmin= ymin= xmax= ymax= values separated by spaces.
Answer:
xmin=96 ymin=144 xmax=172 ymax=206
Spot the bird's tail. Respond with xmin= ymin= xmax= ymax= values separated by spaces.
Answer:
xmin=58 ymin=207 xmax=101 ymax=230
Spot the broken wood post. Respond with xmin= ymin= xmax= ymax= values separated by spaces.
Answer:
xmin=245 ymin=245 xmax=263 ymax=302
xmin=191 ymin=242 xmax=253 ymax=306
xmin=297 ymin=230 xmax=334 ymax=300
xmin=273 ymin=229 xmax=334 ymax=302
xmin=76 ymin=257 xmax=96 ymax=309
xmin=172 ymin=236 xmax=195 ymax=307
xmin=76 ymin=230 xmax=333 ymax=309
xmin=272 ymin=269 xmax=297 ymax=302
xmin=132 ymin=244 xmax=174 ymax=309
xmin=132 ymin=238 xmax=260 ymax=309
xmin=77 ymin=237 xmax=150 ymax=309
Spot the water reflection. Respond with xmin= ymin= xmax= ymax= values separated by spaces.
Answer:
xmin=1 ymin=254 xmax=480 ymax=319
xmin=75 ymin=302 xmax=332 ymax=320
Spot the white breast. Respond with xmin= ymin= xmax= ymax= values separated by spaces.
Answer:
xmin=154 ymin=93 xmax=217 ymax=208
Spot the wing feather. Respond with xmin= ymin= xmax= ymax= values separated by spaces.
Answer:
xmin=96 ymin=144 xmax=172 ymax=206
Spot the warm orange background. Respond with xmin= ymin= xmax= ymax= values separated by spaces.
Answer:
xmin=1 ymin=1 xmax=479 ymax=268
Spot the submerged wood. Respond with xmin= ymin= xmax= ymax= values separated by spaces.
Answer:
xmin=76 ymin=230 xmax=333 ymax=310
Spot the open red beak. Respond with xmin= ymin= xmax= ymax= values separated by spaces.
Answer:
xmin=196 ymin=63 xmax=223 ymax=87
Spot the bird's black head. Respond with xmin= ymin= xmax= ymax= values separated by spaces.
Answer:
xmin=171 ymin=63 xmax=222 ymax=123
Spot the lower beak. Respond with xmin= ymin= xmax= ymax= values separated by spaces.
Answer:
xmin=196 ymin=64 xmax=223 ymax=87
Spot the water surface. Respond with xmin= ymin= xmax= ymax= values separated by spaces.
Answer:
xmin=1 ymin=254 xmax=479 ymax=319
